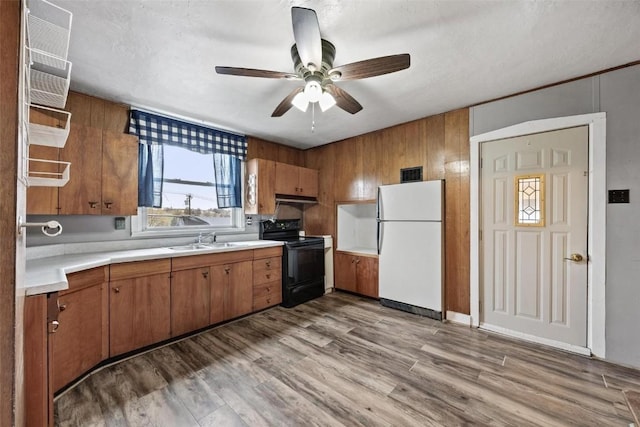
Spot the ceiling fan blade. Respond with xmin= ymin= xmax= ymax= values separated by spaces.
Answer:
xmin=291 ymin=7 xmax=322 ymax=70
xmin=272 ymin=86 xmax=304 ymax=117
xmin=324 ymin=84 xmax=363 ymax=114
xmin=329 ymin=54 xmax=410 ymax=81
xmin=215 ymin=66 xmax=298 ymax=79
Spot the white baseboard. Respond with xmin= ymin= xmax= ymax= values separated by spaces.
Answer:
xmin=446 ymin=311 xmax=471 ymax=326
xmin=480 ymin=323 xmax=592 ymax=356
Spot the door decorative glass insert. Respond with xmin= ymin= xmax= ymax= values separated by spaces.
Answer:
xmin=514 ymin=174 xmax=545 ymax=226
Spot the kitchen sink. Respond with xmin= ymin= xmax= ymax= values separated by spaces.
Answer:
xmin=167 ymin=244 xmax=213 ymax=251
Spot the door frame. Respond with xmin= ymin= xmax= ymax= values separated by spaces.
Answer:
xmin=470 ymin=113 xmax=606 ymax=357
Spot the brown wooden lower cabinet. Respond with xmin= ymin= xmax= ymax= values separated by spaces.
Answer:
xmin=171 ymin=267 xmax=211 ymax=337
xmin=210 ymin=260 xmax=253 ymax=323
xmin=252 ymin=249 xmax=283 ymax=311
xmin=24 ymin=294 xmax=51 ymax=427
xmin=51 ymin=268 xmax=109 ymax=393
xmin=334 ymin=251 xmax=379 ymax=298
xmin=109 ymin=260 xmax=172 ymax=356
xmin=24 ymin=247 xmax=285 ymax=425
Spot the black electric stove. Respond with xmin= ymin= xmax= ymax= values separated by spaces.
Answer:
xmin=259 ymin=219 xmax=325 ymax=307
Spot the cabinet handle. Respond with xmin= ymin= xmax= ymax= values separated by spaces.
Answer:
xmin=266 ymin=298 xmax=271 ymax=304
xmin=103 ymin=201 xmax=113 ymax=209
xmin=58 ymin=303 xmax=67 ymax=312
xmin=49 ymin=320 xmax=59 ymax=334
xmin=299 ymin=188 xmax=303 ymax=192
xmin=114 ymin=287 xmax=120 ymax=293
xmin=88 ymin=201 xmax=99 ymax=209
xmin=351 ymin=258 xmax=355 ymax=263
xmin=266 ymin=274 xmax=271 ymax=279
xmin=202 ymin=271 xmax=209 ymax=278
xmin=224 ymin=267 xmax=231 ymax=274
xmin=355 ymin=258 xmax=360 ymax=264
xmin=266 ymin=261 xmax=271 ymax=267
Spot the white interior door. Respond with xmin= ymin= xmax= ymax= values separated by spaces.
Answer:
xmin=481 ymin=126 xmax=588 ymax=348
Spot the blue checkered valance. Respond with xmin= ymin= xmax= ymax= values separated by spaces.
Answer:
xmin=128 ymin=109 xmax=247 ymax=160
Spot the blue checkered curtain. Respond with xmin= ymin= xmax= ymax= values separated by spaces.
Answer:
xmin=129 ymin=110 xmax=247 ymax=159
xmin=129 ymin=110 xmax=247 ymax=208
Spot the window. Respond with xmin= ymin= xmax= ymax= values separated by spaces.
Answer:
xmin=144 ymin=145 xmax=242 ymax=230
xmin=129 ymin=109 xmax=247 ymax=235
xmin=514 ymin=174 xmax=545 ymax=227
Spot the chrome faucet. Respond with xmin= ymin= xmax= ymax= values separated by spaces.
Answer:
xmin=196 ymin=231 xmax=217 ymax=244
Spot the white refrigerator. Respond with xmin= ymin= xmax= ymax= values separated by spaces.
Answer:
xmin=377 ymin=180 xmax=443 ymax=320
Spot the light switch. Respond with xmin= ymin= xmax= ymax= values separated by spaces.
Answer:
xmin=608 ymin=189 xmax=630 ymax=204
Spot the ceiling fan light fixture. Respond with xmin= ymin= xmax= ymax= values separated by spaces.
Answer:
xmin=291 ymin=92 xmax=309 ymax=112
xmin=304 ymin=80 xmax=322 ymax=103
xmin=319 ymin=91 xmax=336 ymax=112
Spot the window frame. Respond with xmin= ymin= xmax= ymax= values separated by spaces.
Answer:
xmin=131 ymin=162 xmax=245 ymax=237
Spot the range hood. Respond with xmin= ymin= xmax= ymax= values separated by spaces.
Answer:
xmin=275 ymin=194 xmax=318 ymax=204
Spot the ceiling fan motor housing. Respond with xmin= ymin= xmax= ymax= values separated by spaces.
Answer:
xmin=291 ymin=39 xmax=337 ymax=85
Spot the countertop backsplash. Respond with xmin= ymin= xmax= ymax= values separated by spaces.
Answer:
xmin=24 ymin=213 xmax=283 ymax=259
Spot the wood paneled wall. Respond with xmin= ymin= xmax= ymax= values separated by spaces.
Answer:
xmin=65 ymin=91 xmax=129 ymax=132
xmin=247 ymin=136 xmax=305 ymax=166
xmin=0 ymin=1 xmax=20 ymax=425
xmin=304 ymin=109 xmax=470 ymax=314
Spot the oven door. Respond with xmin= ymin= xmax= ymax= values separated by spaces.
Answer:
xmin=285 ymin=241 xmax=325 ymax=287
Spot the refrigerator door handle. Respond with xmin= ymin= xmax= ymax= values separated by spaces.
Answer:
xmin=377 ymin=186 xmax=382 ymax=255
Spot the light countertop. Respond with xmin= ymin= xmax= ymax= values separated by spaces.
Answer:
xmin=25 ymin=240 xmax=283 ymax=297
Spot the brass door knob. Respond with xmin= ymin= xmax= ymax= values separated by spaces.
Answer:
xmin=564 ymin=253 xmax=584 ymax=262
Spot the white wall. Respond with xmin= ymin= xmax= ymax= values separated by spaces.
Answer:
xmin=470 ymin=64 xmax=640 ymax=368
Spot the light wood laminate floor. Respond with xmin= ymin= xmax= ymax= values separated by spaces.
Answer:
xmin=55 ymin=292 xmax=640 ymax=426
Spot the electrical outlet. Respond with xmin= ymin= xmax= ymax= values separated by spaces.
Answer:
xmin=114 ymin=217 xmax=126 ymax=230
xmin=246 ymin=216 xmax=253 ymax=226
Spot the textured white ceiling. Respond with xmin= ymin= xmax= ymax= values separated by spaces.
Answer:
xmin=55 ymin=0 xmax=640 ymax=149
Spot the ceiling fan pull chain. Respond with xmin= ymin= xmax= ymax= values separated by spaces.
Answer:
xmin=311 ymin=102 xmax=315 ymax=133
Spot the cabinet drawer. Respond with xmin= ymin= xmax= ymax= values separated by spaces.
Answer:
xmin=110 ymin=259 xmax=171 ymax=281
xmin=253 ymin=246 xmax=282 ymax=260
xmin=253 ymin=280 xmax=282 ymax=311
xmin=172 ymin=249 xmax=253 ymax=271
xmin=62 ymin=266 xmax=108 ymax=295
xmin=253 ymin=266 xmax=280 ymax=285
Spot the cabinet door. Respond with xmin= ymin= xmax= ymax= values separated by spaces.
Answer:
xmin=51 ymin=283 xmax=107 ymax=392
xmin=102 ymin=130 xmax=138 ymax=215
xmin=275 ymin=162 xmax=299 ymax=195
xmin=171 ymin=268 xmax=211 ymax=337
xmin=227 ymin=260 xmax=253 ymax=318
xmin=210 ymin=261 xmax=253 ymax=322
xmin=334 ymin=252 xmax=356 ymax=292
xmin=26 ymin=145 xmax=59 ymax=214
xmin=357 ymin=256 xmax=379 ymax=298
xmin=245 ymin=158 xmax=276 ymax=215
xmin=298 ymin=167 xmax=318 ymax=197
xmin=58 ymin=125 xmax=103 ymax=215
xmin=24 ymin=295 xmax=51 ymax=427
xmin=210 ymin=264 xmax=227 ymax=324
xmin=109 ymin=273 xmax=171 ymax=356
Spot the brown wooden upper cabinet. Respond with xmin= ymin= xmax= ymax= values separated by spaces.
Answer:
xmin=275 ymin=162 xmax=318 ymax=198
xmin=245 ymin=158 xmax=276 ymax=215
xmin=27 ymin=125 xmax=138 ymax=215
xmin=246 ymin=158 xmax=318 ymax=215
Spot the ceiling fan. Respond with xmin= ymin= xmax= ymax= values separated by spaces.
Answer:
xmin=215 ymin=7 xmax=410 ymax=117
